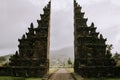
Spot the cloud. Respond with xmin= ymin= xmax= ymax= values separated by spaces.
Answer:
xmin=0 ymin=0 xmax=120 ymax=55
xmin=0 ymin=0 xmax=48 ymax=55
xmin=111 ymin=0 xmax=120 ymax=6
xmin=81 ymin=0 xmax=120 ymax=53
xmin=77 ymin=0 xmax=105 ymax=5
xmin=50 ymin=0 xmax=74 ymax=50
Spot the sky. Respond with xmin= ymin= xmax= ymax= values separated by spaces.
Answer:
xmin=0 ymin=0 xmax=120 ymax=56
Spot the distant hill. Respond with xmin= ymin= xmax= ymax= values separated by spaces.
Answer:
xmin=0 ymin=54 xmax=13 ymax=66
xmin=0 ymin=46 xmax=74 ymax=67
xmin=50 ymin=46 xmax=74 ymax=67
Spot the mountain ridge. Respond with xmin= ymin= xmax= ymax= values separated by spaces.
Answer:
xmin=0 ymin=46 xmax=74 ymax=67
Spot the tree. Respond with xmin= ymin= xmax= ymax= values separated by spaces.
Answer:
xmin=68 ymin=58 xmax=73 ymax=67
xmin=106 ymin=44 xmax=113 ymax=58
xmin=113 ymin=52 xmax=120 ymax=62
xmin=105 ymin=44 xmax=116 ymax=66
xmin=106 ymin=44 xmax=113 ymax=51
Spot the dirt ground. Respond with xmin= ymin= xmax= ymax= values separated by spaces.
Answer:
xmin=48 ymin=68 xmax=74 ymax=80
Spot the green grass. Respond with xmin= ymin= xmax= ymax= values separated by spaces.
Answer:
xmin=25 ymin=78 xmax=42 ymax=80
xmin=66 ymin=68 xmax=120 ymax=80
xmin=85 ymin=78 xmax=120 ymax=80
xmin=0 ymin=76 xmax=44 ymax=80
xmin=49 ymin=67 xmax=58 ymax=74
xmin=0 ymin=76 xmax=25 ymax=80
xmin=0 ymin=76 xmax=120 ymax=80
xmin=66 ymin=68 xmax=74 ymax=72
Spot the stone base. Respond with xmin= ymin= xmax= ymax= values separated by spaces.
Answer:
xmin=0 ymin=66 xmax=48 ymax=77
xmin=0 ymin=67 xmax=12 ymax=76
xmin=75 ymin=66 xmax=120 ymax=78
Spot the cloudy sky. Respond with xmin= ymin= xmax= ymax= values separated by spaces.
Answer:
xmin=0 ymin=0 xmax=120 ymax=56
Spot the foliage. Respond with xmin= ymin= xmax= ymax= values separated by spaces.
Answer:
xmin=85 ymin=78 xmax=120 ymax=80
xmin=68 ymin=58 xmax=72 ymax=65
xmin=106 ymin=44 xmax=113 ymax=51
xmin=106 ymin=44 xmax=113 ymax=58
xmin=0 ymin=57 xmax=6 ymax=66
xmin=113 ymin=52 xmax=120 ymax=62
xmin=0 ymin=57 xmax=6 ymax=62
xmin=72 ymin=72 xmax=120 ymax=80
xmin=67 ymin=58 xmax=73 ymax=68
xmin=0 ymin=54 xmax=12 ymax=66
xmin=113 ymin=52 xmax=120 ymax=66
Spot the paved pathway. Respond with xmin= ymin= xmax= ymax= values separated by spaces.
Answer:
xmin=48 ymin=68 xmax=74 ymax=80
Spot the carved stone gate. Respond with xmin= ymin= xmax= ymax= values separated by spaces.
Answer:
xmin=0 ymin=0 xmax=120 ymax=78
xmin=8 ymin=1 xmax=51 ymax=77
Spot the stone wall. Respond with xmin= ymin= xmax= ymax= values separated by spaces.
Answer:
xmin=0 ymin=67 xmax=12 ymax=76
xmin=77 ymin=66 xmax=120 ymax=78
xmin=0 ymin=66 xmax=47 ymax=77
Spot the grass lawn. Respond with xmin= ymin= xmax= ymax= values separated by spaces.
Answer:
xmin=25 ymin=78 xmax=42 ymax=80
xmin=49 ymin=67 xmax=58 ymax=74
xmin=73 ymin=75 xmax=120 ymax=80
xmin=1 ymin=68 xmax=120 ymax=80
xmin=85 ymin=78 xmax=120 ymax=80
xmin=0 ymin=76 xmax=43 ymax=80
xmin=66 ymin=68 xmax=120 ymax=80
xmin=74 ymin=74 xmax=120 ymax=80
xmin=0 ymin=68 xmax=58 ymax=80
xmin=0 ymin=76 xmax=25 ymax=80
